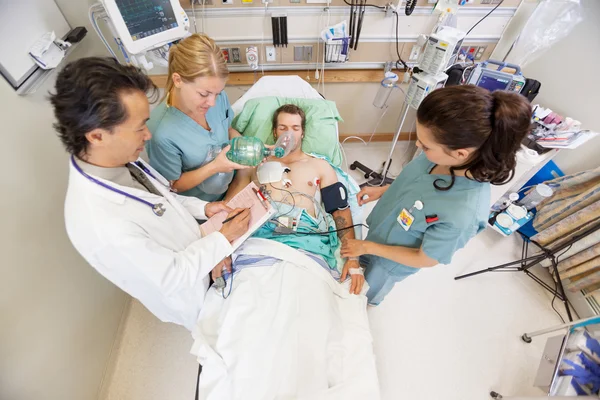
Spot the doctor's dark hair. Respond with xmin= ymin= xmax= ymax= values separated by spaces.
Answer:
xmin=50 ymin=57 xmax=158 ymax=156
xmin=416 ymin=85 xmax=532 ymax=191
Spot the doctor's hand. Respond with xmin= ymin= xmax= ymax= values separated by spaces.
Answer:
xmin=341 ymin=239 xmax=369 ymax=258
xmin=205 ymin=201 xmax=232 ymax=218
xmin=357 ymin=186 xmax=388 ymax=206
xmin=341 ymin=259 xmax=365 ymax=295
xmin=219 ymin=208 xmax=251 ymax=243
xmin=211 ymin=256 xmax=232 ymax=280
xmin=213 ymin=145 xmax=252 ymax=173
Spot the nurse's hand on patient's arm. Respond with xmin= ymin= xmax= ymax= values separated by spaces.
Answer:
xmin=213 ymin=146 xmax=252 ymax=173
xmin=211 ymin=256 xmax=232 ymax=280
xmin=219 ymin=208 xmax=251 ymax=242
xmin=357 ymin=186 xmax=389 ymax=206
xmin=341 ymin=259 xmax=364 ymax=295
xmin=205 ymin=201 xmax=232 ymax=218
xmin=340 ymin=239 xmax=369 ymax=258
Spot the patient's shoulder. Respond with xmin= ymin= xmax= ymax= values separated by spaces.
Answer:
xmin=311 ymin=158 xmax=337 ymax=181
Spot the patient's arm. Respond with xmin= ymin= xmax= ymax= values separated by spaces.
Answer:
xmin=224 ymin=168 xmax=254 ymax=202
xmin=319 ymin=162 xmax=364 ymax=294
xmin=318 ymin=161 xmax=355 ymax=241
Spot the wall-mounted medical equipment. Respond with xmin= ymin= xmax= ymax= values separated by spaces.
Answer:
xmin=419 ymin=26 xmax=465 ymax=75
xmin=271 ymin=15 xmax=288 ymax=47
xmin=405 ymin=71 xmax=448 ymax=109
xmin=101 ymin=0 xmax=189 ymax=54
xmin=246 ymin=46 xmax=259 ymax=70
xmin=28 ymin=32 xmax=71 ymax=70
xmin=465 ymin=60 xmax=526 ymax=93
xmin=404 ymin=0 xmax=417 ymax=16
xmin=89 ymin=0 xmax=190 ymax=71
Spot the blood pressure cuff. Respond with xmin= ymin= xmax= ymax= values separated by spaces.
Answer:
xmin=321 ymin=182 xmax=349 ymax=214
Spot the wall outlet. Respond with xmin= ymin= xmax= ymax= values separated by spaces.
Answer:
xmin=294 ymin=46 xmax=303 ymax=61
xmin=303 ymin=45 xmax=313 ymax=62
xmin=231 ymin=47 xmax=241 ymax=63
xmin=221 ymin=48 xmax=230 ymax=63
xmin=266 ymin=46 xmax=276 ymax=62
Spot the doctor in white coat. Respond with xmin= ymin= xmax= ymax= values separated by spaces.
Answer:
xmin=50 ymin=57 xmax=251 ymax=331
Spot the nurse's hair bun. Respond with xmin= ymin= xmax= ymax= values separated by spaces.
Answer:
xmin=416 ymin=85 xmax=532 ymax=190
xmin=164 ymin=34 xmax=229 ymax=105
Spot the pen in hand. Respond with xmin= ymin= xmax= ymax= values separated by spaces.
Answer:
xmin=222 ymin=209 xmax=248 ymax=224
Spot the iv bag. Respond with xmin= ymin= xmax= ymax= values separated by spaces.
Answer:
xmin=506 ymin=0 xmax=582 ymax=67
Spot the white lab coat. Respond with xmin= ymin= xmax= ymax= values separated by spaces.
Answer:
xmin=64 ymin=159 xmax=233 ymax=331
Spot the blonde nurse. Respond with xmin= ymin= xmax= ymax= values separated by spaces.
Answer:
xmin=146 ymin=34 xmax=246 ymax=202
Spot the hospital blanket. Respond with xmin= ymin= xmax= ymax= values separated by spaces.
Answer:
xmin=191 ymin=239 xmax=379 ymax=400
xmin=253 ymin=203 xmax=342 ymax=272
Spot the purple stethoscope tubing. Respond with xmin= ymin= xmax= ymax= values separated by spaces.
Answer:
xmin=70 ymin=156 xmax=166 ymax=216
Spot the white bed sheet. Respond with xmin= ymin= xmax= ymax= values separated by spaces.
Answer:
xmin=191 ymin=238 xmax=380 ymax=400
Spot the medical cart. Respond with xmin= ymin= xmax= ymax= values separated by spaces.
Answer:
xmin=490 ymin=316 xmax=600 ymax=398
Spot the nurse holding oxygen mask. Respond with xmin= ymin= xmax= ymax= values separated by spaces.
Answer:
xmin=342 ymin=86 xmax=533 ymax=306
xmin=146 ymin=34 xmax=247 ymax=202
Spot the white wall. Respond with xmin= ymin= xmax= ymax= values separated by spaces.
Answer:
xmin=519 ymin=0 xmax=600 ymax=174
xmin=0 ymin=1 xmax=129 ymax=400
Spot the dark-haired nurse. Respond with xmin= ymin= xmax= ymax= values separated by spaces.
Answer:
xmin=341 ymin=85 xmax=533 ymax=306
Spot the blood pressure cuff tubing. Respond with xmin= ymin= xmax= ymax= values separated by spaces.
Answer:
xmin=321 ymin=182 xmax=349 ymax=214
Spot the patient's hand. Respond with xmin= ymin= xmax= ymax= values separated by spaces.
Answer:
xmin=341 ymin=259 xmax=365 ymax=295
xmin=212 ymin=257 xmax=232 ymax=280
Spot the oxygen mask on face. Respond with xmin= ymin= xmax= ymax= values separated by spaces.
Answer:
xmin=273 ymin=131 xmax=297 ymax=158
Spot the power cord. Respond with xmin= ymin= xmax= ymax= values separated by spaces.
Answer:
xmin=393 ymin=11 xmax=408 ymax=70
xmin=274 ymin=223 xmax=369 ymax=236
xmin=464 ymin=0 xmax=504 ymax=37
xmin=342 ymin=0 xmax=385 ymax=10
xmin=550 ymin=244 xmax=573 ymax=324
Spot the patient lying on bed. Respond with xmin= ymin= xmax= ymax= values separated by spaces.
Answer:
xmin=226 ymin=104 xmax=364 ymax=294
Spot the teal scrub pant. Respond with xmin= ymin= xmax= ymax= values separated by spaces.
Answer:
xmin=360 ymin=255 xmax=418 ymax=306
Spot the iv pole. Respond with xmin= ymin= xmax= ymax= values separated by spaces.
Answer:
xmin=350 ymin=100 xmax=412 ymax=187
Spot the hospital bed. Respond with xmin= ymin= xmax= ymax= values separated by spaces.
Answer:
xmin=190 ymin=76 xmax=380 ymax=400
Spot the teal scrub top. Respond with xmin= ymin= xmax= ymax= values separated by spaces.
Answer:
xmin=146 ymin=92 xmax=234 ymax=202
xmin=366 ymin=153 xmax=490 ymax=272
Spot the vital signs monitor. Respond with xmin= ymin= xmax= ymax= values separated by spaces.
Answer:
xmin=100 ymin=0 xmax=189 ymax=55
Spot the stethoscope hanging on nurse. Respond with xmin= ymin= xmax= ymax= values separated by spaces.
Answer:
xmin=71 ymin=156 xmax=168 ymax=217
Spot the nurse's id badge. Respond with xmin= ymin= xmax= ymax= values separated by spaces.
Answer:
xmin=397 ymin=208 xmax=415 ymax=231
xmin=397 ymin=200 xmax=424 ymax=231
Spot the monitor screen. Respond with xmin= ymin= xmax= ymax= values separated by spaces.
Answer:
xmin=477 ymin=73 xmax=510 ymax=92
xmin=116 ymin=0 xmax=178 ymax=41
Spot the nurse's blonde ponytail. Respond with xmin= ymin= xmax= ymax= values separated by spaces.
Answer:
xmin=164 ymin=34 xmax=229 ymax=105
xmin=416 ymin=85 xmax=532 ymax=191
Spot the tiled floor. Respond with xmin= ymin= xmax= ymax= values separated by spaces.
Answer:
xmin=100 ymin=142 xmax=569 ymax=400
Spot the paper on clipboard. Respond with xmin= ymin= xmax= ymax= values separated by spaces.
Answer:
xmin=200 ymin=182 xmax=275 ymax=250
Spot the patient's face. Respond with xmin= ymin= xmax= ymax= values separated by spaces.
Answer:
xmin=274 ymin=113 xmax=303 ymax=151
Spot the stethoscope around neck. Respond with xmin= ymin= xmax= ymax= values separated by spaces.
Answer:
xmin=71 ymin=155 xmax=167 ymax=217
